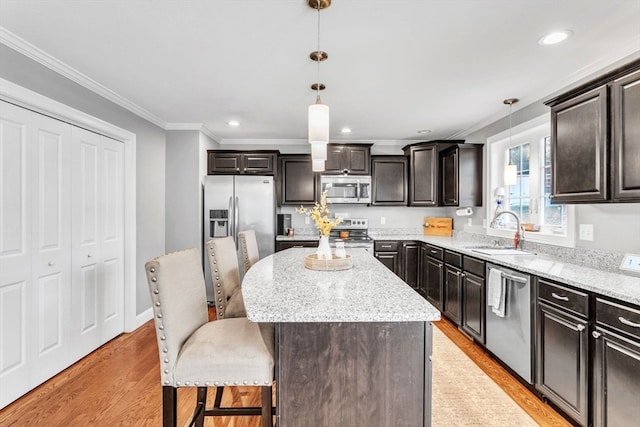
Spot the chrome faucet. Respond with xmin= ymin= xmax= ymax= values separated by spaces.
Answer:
xmin=490 ymin=210 xmax=525 ymax=250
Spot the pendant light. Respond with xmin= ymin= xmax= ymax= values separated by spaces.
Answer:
xmin=308 ymin=0 xmax=331 ymax=170
xmin=503 ymin=98 xmax=519 ymax=186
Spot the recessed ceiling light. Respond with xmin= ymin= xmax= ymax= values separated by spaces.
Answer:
xmin=417 ymin=129 xmax=432 ymax=134
xmin=227 ymin=120 xmax=240 ymax=127
xmin=539 ymin=30 xmax=573 ymax=45
xmin=340 ymin=127 xmax=352 ymax=134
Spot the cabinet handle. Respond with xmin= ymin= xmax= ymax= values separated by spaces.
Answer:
xmin=87 ymin=253 xmax=93 ymax=258
xmin=430 ymin=249 xmax=437 ymax=254
xmin=381 ymin=245 xmax=392 ymax=249
xmin=48 ymin=260 xmax=55 ymax=267
xmin=592 ymin=331 xmax=601 ymax=339
xmin=576 ymin=324 xmax=585 ymax=331
xmin=619 ymin=316 xmax=640 ymax=328
xmin=551 ymin=292 xmax=569 ymax=301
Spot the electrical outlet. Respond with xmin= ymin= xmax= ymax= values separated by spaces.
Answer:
xmin=305 ymin=216 xmax=310 ymax=225
xmin=380 ymin=216 xmax=386 ymax=225
xmin=579 ymin=224 xmax=594 ymax=241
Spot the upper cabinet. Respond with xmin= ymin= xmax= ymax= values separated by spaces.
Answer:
xmin=545 ymin=59 xmax=640 ymax=203
xmin=371 ymin=155 xmax=408 ymax=206
xmin=612 ymin=68 xmax=640 ymax=201
xmin=323 ymin=144 xmax=372 ymax=175
xmin=207 ymin=150 xmax=278 ymax=175
xmin=440 ymin=144 xmax=483 ymax=207
xmin=278 ymin=154 xmax=319 ymax=206
xmin=403 ymin=140 xmax=481 ymax=207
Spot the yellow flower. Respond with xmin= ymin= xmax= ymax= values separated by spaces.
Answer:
xmin=296 ymin=191 xmax=343 ymax=237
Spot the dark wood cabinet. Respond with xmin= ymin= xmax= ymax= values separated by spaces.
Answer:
xmin=323 ymin=144 xmax=371 ymax=175
xmin=545 ymin=58 xmax=640 ymax=203
xmin=403 ymin=141 xmax=462 ymax=207
xmin=207 ymin=150 xmax=278 ymax=175
xmin=440 ymin=144 xmax=483 ymax=207
xmin=401 ymin=241 xmax=420 ymax=290
xmin=443 ymin=251 xmax=463 ymax=325
xmin=420 ymin=244 xmax=444 ymax=310
xmin=278 ymin=155 xmax=319 ymax=206
xmin=536 ymin=279 xmax=589 ymax=426
xmin=461 ymin=255 xmax=485 ymax=344
xmin=371 ymin=156 xmax=408 ymax=206
xmin=275 ymin=240 xmax=318 ymax=252
xmin=549 ymin=86 xmax=609 ymax=203
xmin=374 ymin=241 xmax=401 ymax=275
xmin=612 ymin=68 xmax=640 ymax=201
xmin=592 ymin=298 xmax=640 ymax=427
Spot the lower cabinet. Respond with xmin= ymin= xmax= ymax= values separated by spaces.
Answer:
xmin=535 ymin=278 xmax=589 ymax=427
xmin=275 ymin=240 xmax=318 ymax=252
xmin=592 ymin=298 xmax=640 ymax=427
xmin=421 ymin=244 xmax=444 ymax=311
xmin=374 ymin=241 xmax=401 ymax=274
xmin=401 ymin=241 xmax=420 ymax=290
xmin=461 ymin=255 xmax=485 ymax=343
xmin=443 ymin=250 xmax=462 ymax=325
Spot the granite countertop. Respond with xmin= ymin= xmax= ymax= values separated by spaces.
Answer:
xmin=241 ymin=247 xmax=441 ymax=323
xmin=275 ymin=234 xmax=319 ymax=241
xmin=369 ymin=233 xmax=640 ymax=307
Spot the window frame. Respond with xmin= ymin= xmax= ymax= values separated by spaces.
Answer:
xmin=486 ymin=113 xmax=576 ymax=248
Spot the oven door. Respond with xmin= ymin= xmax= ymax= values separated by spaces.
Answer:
xmin=320 ymin=176 xmax=371 ymax=204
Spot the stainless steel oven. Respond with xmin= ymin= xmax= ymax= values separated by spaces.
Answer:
xmin=329 ymin=218 xmax=373 ymax=252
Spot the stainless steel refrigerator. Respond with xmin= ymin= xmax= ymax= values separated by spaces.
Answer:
xmin=203 ymin=175 xmax=275 ymax=302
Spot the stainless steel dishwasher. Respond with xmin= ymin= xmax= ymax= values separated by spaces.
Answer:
xmin=485 ymin=263 xmax=533 ymax=384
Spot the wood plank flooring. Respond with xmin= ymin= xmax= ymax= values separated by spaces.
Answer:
xmin=0 ymin=315 xmax=570 ymax=426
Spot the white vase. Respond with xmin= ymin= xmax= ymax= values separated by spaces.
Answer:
xmin=316 ymin=236 xmax=332 ymax=260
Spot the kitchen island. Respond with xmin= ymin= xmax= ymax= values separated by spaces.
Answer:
xmin=242 ymin=248 xmax=440 ymax=427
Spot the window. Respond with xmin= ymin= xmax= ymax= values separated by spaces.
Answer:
xmin=487 ymin=114 xmax=575 ymax=247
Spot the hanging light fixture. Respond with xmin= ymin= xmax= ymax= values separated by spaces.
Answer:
xmin=308 ymin=0 xmax=331 ymax=170
xmin=503 ymin=98 xmax=519 ymax=186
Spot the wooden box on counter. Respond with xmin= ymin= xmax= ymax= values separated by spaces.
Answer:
xmin=423 ymin=217 xmax=453 ymax=236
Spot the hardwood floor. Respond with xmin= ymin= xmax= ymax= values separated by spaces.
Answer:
xmin=0 ymin=315 xmax=570 ymax=426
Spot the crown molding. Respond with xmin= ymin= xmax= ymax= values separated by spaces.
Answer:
xmin=0 ymin=26 xmax=167 ymax=129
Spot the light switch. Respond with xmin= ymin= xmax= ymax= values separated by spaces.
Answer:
xmin=305 ymin=216 xmax=310 ymax=225
xmin=380 ymin=216 xmax=386 ymax=225
xmin=579 ymin=224 xmax=593 ymax=241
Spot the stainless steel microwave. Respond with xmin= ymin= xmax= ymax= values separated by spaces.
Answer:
xmin=320 ymin=175 xmax=371 ymax=204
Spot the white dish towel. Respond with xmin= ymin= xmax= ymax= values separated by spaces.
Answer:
xmin=488 ymin=268 xmax=506 ymax=317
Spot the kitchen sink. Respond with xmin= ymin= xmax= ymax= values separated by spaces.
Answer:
xmin=469 ymin=246 xmax=535 ymax=256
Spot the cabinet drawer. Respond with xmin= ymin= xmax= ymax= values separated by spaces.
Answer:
xmin=596 ymin=298 xmax=640 ymax=340
xmin=425 ymin=244 xmax=443 ymax=260
xmin=375 ymin=241 xmax=399 ymax=252
xmin=538 ymin=279 xmax=589 ymax=317
xmin=463 ymin=256 xmax=485 ymax=277
xmin=444 ymin=250 xmax=462 ymax=268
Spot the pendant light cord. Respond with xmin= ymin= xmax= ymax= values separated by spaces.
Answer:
xmin=316 ymin=2 xmax=321 ymax=102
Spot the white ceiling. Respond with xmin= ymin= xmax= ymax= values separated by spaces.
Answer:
xmin=1 ymin=0 xmax=639 ymax=144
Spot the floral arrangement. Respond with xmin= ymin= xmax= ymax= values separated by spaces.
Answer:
xmin=296 ymin=191 xmax=343 ymax=237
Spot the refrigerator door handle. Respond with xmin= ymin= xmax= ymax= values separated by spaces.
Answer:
xmin=228 ymin=196 xmax=234 ymax=238
xmin=235 ymin=196 xmax=240 ymax=248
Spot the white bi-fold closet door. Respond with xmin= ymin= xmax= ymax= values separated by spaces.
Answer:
xmin=0 ymin=101 xmax=124 ymax=409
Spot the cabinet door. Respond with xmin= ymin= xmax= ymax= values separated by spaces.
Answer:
xmin=371 ymin=156 xmax=408 ymax=205
xmin=550 ymin=85 xmax=609 ymax=203
xmin=461 ymin=272 xmax=485 ymax=343
xmin=375 ymin=252 xmax=399 ymax=274
xmin=593 ymin=328 xmax=640 ymax=427
xmin=443 ymin=264 xmax=462 ymax=325
xmin=275 ymin=240 xmax=318 ymax=252
xmin=279 ymin=155 xmax=318 ymax=205
xmin=242 ymin=153 xmax=275 ymax=175
xmin=613 ymin=69 xmax=640 ymax=201
xmin=409 ymin=145 xmax=438 ymax=206
xmin=324 ymin=145 xmax=345 ymax=174
xmin=424 ymin=256 xmax=443 ymax=310
xmin=441 ymin=148 xmax=458 ymax=206
xmin=402 ymin=242 xmax=420 ymax=290
xmin=208 ymin=152 xmax=241 ymax=174
xmin=536 ymin=302 xmax=588 ymax=426
xmin=345 ymin=145 xmax=370 ymax=175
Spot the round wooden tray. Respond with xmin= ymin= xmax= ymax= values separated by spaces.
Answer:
xmin=304 ymin=253 xmax=353 ymax=271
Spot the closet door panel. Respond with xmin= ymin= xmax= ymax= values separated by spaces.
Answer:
xmin=30 ymin=114 xmax=72 ymax=384
xmin=99 ymin=136 xmax=124 ymax=341
xmin=71 ymin=127 xmax=101 ymax=356
xmin=0 ymin=103 xmax=33 ymax=407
